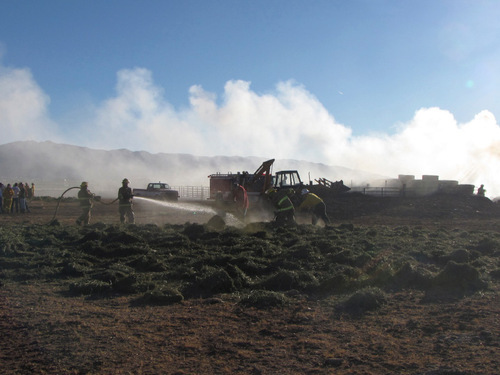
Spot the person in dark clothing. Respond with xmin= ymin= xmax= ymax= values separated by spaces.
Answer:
xmin=11 ymin=183 xmax=20 ymax=213
xmin=477 ymin=184 xmax=486 ymax=197
xmin=266 ymin=188 xmax=296 ymax=227
xmin=118 ymin=178 xmax=135 ymax=224
xmin=76 ymin=181 xmax=94 ymax=225
xmin=18 ymin=183 xmax=26 ymax=213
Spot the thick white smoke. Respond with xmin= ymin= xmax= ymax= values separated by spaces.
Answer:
xmin=0 ymin=65 xmax=59 ymax=142
xmin=1 ymin=65 xmax=499 ymax=197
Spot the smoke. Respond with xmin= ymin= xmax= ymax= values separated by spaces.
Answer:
xmin=85 ymin=70 xmax=351 ymax=163
xmin=0 ymin=64 xmax=59 ymax=142
xmin=1 ymin=65 xmax=499 ymax=197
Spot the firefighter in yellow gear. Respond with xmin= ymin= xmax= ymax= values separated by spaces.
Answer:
xmin=2 ymin=184 xmax=14 ymax=213
xmin=298 ymin=189 xmax=330 ymax=225
xmin=76 ymin=181 xmax=95 ymax=225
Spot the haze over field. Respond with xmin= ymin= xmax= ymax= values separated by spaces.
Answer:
xmin=1 ymin=2 xmax=499 ymax=197
xmin=0 ymin=141 xmax=381 ymax=198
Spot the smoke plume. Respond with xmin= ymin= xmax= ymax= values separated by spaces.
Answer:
xmin=1 ymin=65 xmax=499 ymax=197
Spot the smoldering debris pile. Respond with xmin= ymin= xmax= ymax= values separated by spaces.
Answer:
xmin=1 ymin=220 xmax=498 ymax=313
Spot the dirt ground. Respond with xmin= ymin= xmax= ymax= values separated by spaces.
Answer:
xmin=1 ymin=195 xmax=499 ymax=374
xmin=0 ymin=197 xmax=220 ymax=227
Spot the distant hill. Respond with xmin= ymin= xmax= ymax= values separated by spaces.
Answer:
xmin=0 ymin=141 xmax=381 ymax=197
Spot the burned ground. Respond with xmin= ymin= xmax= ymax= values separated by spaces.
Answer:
xmin=0 ymin=193 xmax=499 ymax=374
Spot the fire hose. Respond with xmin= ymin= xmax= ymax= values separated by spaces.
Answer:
xmin=50 ymin=186 xmax=119 ymax=222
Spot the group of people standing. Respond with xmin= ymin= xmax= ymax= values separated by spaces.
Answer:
xmin=76 ymin=179 xmax=135 ymax=226
xmin=0 ymin=182 xmax=35 ymax=214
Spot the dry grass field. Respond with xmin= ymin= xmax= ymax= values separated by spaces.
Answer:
xmin=1 ymin=193 xmax=499 ymax=374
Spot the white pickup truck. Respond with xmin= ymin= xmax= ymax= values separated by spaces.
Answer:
xmin=132 ymin=182 xmax=179 ymax=201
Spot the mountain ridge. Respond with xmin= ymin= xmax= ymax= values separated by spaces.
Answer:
xmin=0 ymin=141 xmax=381 ymax=196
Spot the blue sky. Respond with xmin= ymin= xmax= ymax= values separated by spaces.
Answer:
xmin=1 ymin=1 xmax=500 ymax=195
xmin=2 ymin=0 xmax=498 ymax=132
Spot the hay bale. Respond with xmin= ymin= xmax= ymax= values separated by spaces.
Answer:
xmin=448 ymin=249 xmax=471 ymax=263
xmin=206 ymin=215 xmax=226 ymax=231
xmin=490 ymin=269 xmax=500 ymax=280
xmin=225 ymin=264 xmax=251 ymax=289
xmin=182 ymin=223 xmax=205 ymax=240
xmin=112 ymin=274 xmax=138 ymax=293
xmin=259 ymin=270 xmax=319 ymax=292
xmin=239 ymin=290 xmax=288 ymax=309
xmin=102 ymin=231 xmax=142 ymax=245
xmin=184 ymin=268 xmax=236 ymax=297
xmin=135 ymin=287 xmax=184 ymax=306
xmin=61 ymin=261 xmax=89 ymax=277
xmin=424 ymin=261 xmax=488 ymax=301
xmin=476 ymin=238 xmax=499 ymax=255
xmin=319 ymin=273 xmax=351 ymax=294
xmin=338 ymin=287 xmax=387 ymax=315
xmin=433 ymin=261 xmax=486 ymax=289
xmin=392 ymin=262 xmax=433 ymax=290
xmin=290 ymin=244 xmax=317 ymax=260
xmin=84 ymin=243 xmax=149 ymax=258
xmin=69 ymin=279 xmax=112 ymax=295
xmin=126 ymin=254 xmax=168 ymax=272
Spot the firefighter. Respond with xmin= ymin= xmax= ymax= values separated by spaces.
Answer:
xmin=477 ymin=184 xmax=486 ymax=197
xmin=233 ymin=182 xmax=249 ymax=218
xmin=266 ymin=188 xmax=295 ymax=227
xmin=297 ymin=188 xmax=330 ymax=225
xmin=76 ymin=181 xmax=95 ymax=226
xmin=118 ymin=178 xmax=135 ymax=224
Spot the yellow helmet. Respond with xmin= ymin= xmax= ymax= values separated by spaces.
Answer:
xmin=265 ymin=188 xmax=276 ymax=195
xmin=80 ymin=181 xmax=88 ymax=187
